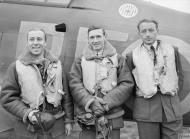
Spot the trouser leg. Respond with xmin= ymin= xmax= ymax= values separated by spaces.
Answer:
xmin=79 ymin=128 xmax=96 ymax=139
xmin=14 ymin=120 xmax=35 ymax=139
xmin=161 ymin=120 xmax=182 ymax=139
xmin=79 ymin=127 xmax=120 ymax=139
xmin=137 ymin=121 xmax=160 ymax=139
xmin=111 ymin=129 xmax=120 ymax=139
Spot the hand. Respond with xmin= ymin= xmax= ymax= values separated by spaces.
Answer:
xmin=96 ymin=97 xmax=106 ymax=105
xmin=96 ymin=98 xmax=109 ymax=112
xmin=28 ymin=110 xmax=39 ymax=124
xmin=91 ymin=100 xmax=105 ymax=117
xmin=65 ymin=123 xmax=72 ymax=136
xmin=33 ymin=112 xmax=56 ymax=131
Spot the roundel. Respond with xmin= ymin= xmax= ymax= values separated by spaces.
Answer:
xmin=119 ymin=3 xmax=138 ymax=18
xmin=122 ymin=35 xmax=190 ymax=116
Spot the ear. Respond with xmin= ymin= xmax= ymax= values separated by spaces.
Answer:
xmin=104 ymin=31 xmax=107 ymax=38
xmin=44 ymin=42 xmax=47 ymax=47
xmin=87 ymin=37 xmax=90 ymax=44
xmin=157 ymin=28 xmax=159 ymax=33
xmin=103 ymin=36 xmax=107 ymax=43
xmin=138 ymin=30 xmax=141 ymax=35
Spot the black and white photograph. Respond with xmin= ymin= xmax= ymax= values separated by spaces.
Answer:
xmin=0 ymin=0 xmax=189 ymax=139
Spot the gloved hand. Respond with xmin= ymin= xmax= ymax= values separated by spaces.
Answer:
xmin=28 ymin=110 xmax=39 ymax=124
xmin=90 ymin=99 xmax=105 ymax=117
xmin=33 ymin=112 xmax=56 ymax=131
xmin=97 ymin=98 xmax=109 ymax=112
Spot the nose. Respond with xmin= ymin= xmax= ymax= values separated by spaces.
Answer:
xmin=33 ymin=39 xmax=38 ymax=45
xmin=93 ymin=37 xmax=98 ymax=43
xmin=145 ymin=31 xmax=151 ymax=37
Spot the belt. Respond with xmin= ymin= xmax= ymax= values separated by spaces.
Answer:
xmin=39 ymin=103 xmax=65 ymax=119
xmin=39 ymin=102 xmax=63 ymax=114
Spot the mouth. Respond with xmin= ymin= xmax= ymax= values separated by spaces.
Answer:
xmin=31 ymin=47 xmax=41 ymax=52
xmin=92 ymin=43 xmax=100 ymax=46
xmin=145 ymin=38 xmax=153 ymax=42
xmin=32 ymin=47 xmax=40 ymax=50
xmin=145 ymin=37 xmax=151 ymax=40
xmin=32 ymin=45 xmax=41 ymax=49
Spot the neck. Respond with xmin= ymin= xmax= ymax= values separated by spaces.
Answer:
xmin=29 ymin=51 xmax=44 ymax=60
xmin=95 ymin=48 xmax=104 ymax=55
xmin=144 ymin=43 xmax=152 ymax=47
xmin=144 ymin=40 xmax=157 ymax=47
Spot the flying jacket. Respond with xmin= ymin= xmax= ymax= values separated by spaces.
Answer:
xmin=69 ymin=41 xmax=134 ymax=127
xmin=0 ymin=49 xmax=73 ymax=124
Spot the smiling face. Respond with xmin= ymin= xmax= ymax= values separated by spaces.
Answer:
xmin=27 ymin=30 xmax=46 ymax=56
xmin=138 ymin=22 xmax=158 ymax=45
xmin=88 ymin=29 xmax=106 ymax=52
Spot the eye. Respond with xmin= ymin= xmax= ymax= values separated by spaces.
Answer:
xmin=96 ymin=35 xmax=102 ymax=39
xmin=148 ymin=28 xmax=155 ymax=32
xmin=37 ymin=37 xmax=43 ymax=41
xmin=29 ymin=37 xmax=35 ymax=41
xmin=140 ymin=29 xmax=146 ymax=34
xmin=89 ymin=36 xmax=95 ymax=40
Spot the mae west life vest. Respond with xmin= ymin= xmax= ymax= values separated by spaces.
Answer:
xmin=132 ymin=43 xmax=178 ymax=98
xmin=16 ymin=60 xmax=64 ymax=109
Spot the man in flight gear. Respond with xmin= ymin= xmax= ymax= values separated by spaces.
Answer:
xmin=1 ymin=29 xmax=73 ymax=139
xmin=69 ymin=26 xmax=134 ymax=139
xmin=126 ymin=19 xmax=183 ymax=139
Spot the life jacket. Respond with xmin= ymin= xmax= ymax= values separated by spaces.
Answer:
xmin=81 ymin=54 xmax=118 ymax=95
xmin=16 ymin=50 xmax=64 ymax=109
xmin=81 ymin=41 xmax=118 ymax=95
xmin=132 ymin=41 xmax=178 ymax=98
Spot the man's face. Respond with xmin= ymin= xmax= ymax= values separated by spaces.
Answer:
xmin=138 ymin=22 xmax=158 ymax=45
xmin=88 ymin=29 xmax=105 ymax=52
xmin=27 ymin=30 xmax=46 ymax=56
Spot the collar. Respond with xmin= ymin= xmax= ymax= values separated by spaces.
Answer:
xmin=96 ymin=49 xmax=104 ymax=57
xmin=83 ymin=40 xmax=116 ymax=60
xmin=18 ymin=49 xmax=58 ymax=65
xmin=142 ymin=40 xmax=160 ymax=51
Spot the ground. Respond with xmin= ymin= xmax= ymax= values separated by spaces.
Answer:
xmin=68 ymin=121 xmax=139 ymax=139
xmin=121 ymin=121 xmax=139 ymax=139
xmin=69 ymin=121 xmax=190 ymax=139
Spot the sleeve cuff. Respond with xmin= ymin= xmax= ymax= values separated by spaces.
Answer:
xmin=103 ymin=96 xmax=113 ymax=110
xmin=84 ymin=98 xmax=95 ymax=112
xmin=23 ymin=108 xmax=33 ymax=123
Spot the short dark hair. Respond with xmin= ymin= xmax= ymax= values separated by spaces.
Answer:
xmin=137 ymin=19 xmax=159 ymax=31
xmin=87 ymin=26 xmax=106 ymax=36
xmin=27 ymin=28 xmax=47 ymax=41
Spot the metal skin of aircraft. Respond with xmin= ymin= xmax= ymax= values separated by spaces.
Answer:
xmin=0 ymin=0 xmax=190 ymax=138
